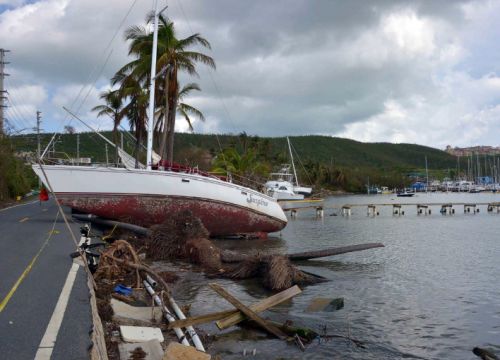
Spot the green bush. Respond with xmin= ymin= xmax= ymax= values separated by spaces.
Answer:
xmin=0 ymin=138 xmax=36 ymax=202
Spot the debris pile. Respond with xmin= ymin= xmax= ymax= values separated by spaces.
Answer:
xmin=76 ymin=210 xmax=382 ymax=358
xmin=225 ymin=254 xmax=320 ymax=290
xmin=148 ymin=211 xmax=222 ymax=272
xmin=145 ymin=210 xmax=325 ymax=290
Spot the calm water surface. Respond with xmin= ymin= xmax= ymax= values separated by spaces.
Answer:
xmin=167 ymin=192 xmax=500 ymax=359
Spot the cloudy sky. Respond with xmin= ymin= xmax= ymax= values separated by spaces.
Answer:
xmin=1 ymin=0 xmax=500 ymax=148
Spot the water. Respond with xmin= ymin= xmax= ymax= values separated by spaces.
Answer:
xmin=167 ymin=192 xmax=500 ymax=359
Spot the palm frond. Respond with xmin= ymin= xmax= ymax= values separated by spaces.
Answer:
xmin=178 ymin=103 xmax=205 ymax=122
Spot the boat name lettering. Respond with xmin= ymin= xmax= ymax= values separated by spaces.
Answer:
xmin=246 ymin=194 xmax=268 ymax=207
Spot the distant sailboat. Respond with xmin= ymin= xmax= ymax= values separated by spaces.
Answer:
xmin=264 ymin=137 xmax=312 ymax=200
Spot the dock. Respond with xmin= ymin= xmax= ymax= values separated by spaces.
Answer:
xmin=332 ymin=202 xmax=500 ymax=216
xmin=0 ymin=200 xmax=92 ymax=359
xmin=284 ymin=201 xmax=500 ymax=217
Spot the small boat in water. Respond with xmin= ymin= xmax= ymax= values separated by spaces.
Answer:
xmin=396 ymin=190 xmax=415 ymax=197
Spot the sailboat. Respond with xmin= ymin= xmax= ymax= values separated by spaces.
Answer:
xmin=264 ymin=138 xmax=323 ymax=210
xmin=264 ymin=137 xmax=312 ymax=200
xmin=33 ymin=6 xmax=287 ymax=237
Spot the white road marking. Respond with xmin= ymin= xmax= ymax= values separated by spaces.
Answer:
xmin=34 ymin=262 xmax=80 ymax=360
xmin=0 ymin=199 xmax=39 ymax=212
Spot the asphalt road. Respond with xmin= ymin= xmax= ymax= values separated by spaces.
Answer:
xmin=0 ymin=200 xmax=92 ymax=360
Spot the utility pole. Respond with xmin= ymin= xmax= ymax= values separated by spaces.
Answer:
xmin=0 ymin=49 xmax=10 ymax=137
xmin=76 ymin=133 xmax=80 ymax=165
xmin=105 ymin=143 xmax=109 ymax=165
xmin=36 ymin=110 xmax=42 ymax=188
xmin=36 ymin=111 xmax=42 ymax=160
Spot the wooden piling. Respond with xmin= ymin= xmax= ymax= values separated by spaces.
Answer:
xmin=342 ymin=205 xmax=351 ymax=216
xmin=417 ymin=204 xmax=429 ymax=215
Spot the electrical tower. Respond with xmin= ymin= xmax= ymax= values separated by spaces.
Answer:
xmin=0 ymin=49 xmax=11 ymax=136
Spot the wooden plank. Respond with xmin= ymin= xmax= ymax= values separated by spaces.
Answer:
xmin=209 ymin=283 xmax=288 ymax=339
xmin=216 ymin=285 xmax=301 ymax=330
xmin=166 ymin=309 xmax=235 ymax=329
xmin=168 ymin=285 xmax=302 ymax=330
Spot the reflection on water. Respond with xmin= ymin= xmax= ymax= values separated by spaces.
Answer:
xmin=166 ymin=193 xmax=500 ymax=359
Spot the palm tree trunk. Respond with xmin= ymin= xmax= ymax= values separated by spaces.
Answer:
xmin=158 ymin=74 xmax=170 ymax=160
xmin=167 ymin=68 xmax=178 ymax=164
xmin=167 ymin=91 xmax=178 ymax=164
xmin=134 ymin=126 xmax=141 ymax=169
xmin=112 ymin=123 xmax=119 ymax=165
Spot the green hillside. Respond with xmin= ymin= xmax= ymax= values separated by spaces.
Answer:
xmin=11 ymin=131 xmax=457 ymax=192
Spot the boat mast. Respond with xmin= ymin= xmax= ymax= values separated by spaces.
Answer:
xmin=146 ymin=1 xmax=165 ymax=170
xmin=287 ymin=137 xmax=299 ymax=186
xmin=425 ymin=155 xmax=429 ymax=192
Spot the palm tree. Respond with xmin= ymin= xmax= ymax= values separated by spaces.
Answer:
xmin=119 ymin=13 xmax=215 ymax=162
xmin=92 ymin=89 xmax=124 ymax=163
xmin=177 ymin=82 xmax=205 ymax=131
xmin=212 ymin=147 xmax=270 ymax=188
xmin=111 ymin=70 xmax=149 ymax=168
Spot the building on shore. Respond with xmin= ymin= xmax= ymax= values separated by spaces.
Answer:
xmin=445 ymin=145 xmax=500 ymax=156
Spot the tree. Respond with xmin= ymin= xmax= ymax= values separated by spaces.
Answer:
xmin=211 ymin=147 xmax=270 ymax=188
xmin=92 ymin=89 xmax=124 ymax=163
xmin=176 ymin=82 xmax=205 ymax=131
xmin=64 ymin=125 xmax=75 ymax=134
xmin=111 ymin=72 xmax=149 ymax=168
xmin=119 ymin=13 xmax=215 ymax=162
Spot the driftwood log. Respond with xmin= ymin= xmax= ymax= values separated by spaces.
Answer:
xmin=473 ymin=347 xmax=499 ymax=360
xmin=220 ymin=243 xmax=385 ymax=263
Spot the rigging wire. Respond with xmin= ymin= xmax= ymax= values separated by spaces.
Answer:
xmin=70 ymin=0 xmax=139 ymax=118
xmin=174 ymin=0 xmax=239 ymax=169
xmin=289 ymin=139 xmax=314 ymax=186
xmin=43 ymin=0 xmax=139 ymax=157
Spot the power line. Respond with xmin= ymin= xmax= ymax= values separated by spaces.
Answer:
xmin=6 ymin=94 xmax=34 ymax=130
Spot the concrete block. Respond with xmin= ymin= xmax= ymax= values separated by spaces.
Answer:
xmin=119 ymin=340 xmax=164 ymax=360
xmin=163 ymin=342 xmax=211 ymax=360
xmin=120 ymin=325 xmax=164 ymax=343
xmin=111 ymin=298 xmax=163 ymax=323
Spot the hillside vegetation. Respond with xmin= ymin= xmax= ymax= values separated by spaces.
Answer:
xmin=11 ymin=132 xmax=456 ymax=193
xmin=0 ymin=137 xmax=37 ymax=202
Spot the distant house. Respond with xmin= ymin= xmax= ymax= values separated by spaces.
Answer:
xmin=411 ymin=181 xmax=426 ymax=191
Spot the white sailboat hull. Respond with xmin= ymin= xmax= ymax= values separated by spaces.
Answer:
xmin=33 ymin=165 xmax=287 ymax=236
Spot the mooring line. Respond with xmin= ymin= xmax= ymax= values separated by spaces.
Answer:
xmin=0 ymin=211 xmax=60 ymax=313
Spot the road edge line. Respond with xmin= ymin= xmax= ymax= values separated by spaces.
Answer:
xmin=34 ymin=262 xmax=80 ymax=360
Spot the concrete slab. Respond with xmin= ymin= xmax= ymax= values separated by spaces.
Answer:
xmin=111 ymin=298 xmax=163 ymax=323
xmin=163 ymin=342 xmax=211 ymax=360
xmin=119 ymin=339 xmax=164 ymax=360
xmin=120 ymin=325 xmax=164 ymax=343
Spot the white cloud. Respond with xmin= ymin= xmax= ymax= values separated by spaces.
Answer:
xmin=1 ymin=0 xmax=500 ymax=148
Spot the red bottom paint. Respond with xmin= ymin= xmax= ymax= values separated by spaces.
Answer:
xmin=59 ymin=194 xmax=286 ymax=237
